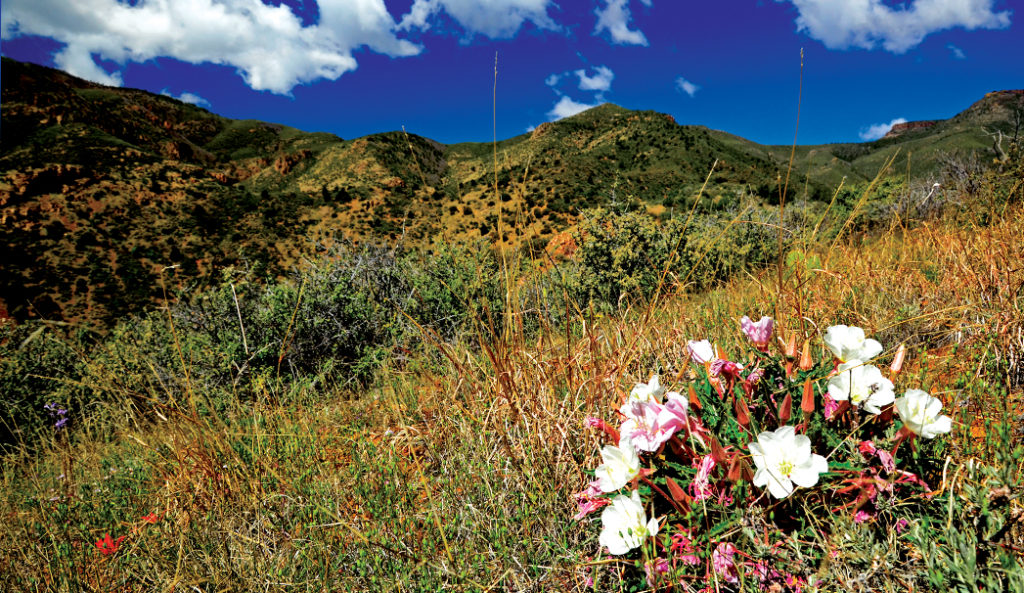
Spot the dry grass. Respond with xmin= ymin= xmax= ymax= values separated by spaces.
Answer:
xmin=2 ymin=192 xmax=1023 ymax=591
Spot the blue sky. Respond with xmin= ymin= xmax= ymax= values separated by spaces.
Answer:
xmin=2 ymin=1 xmax=1022 ymax=146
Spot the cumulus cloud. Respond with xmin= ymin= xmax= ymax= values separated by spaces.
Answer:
xmin=1 ymin=0 xmax=421 ymax=94
xmin=777 ymin=0 xmax=1011 ymax=53
xmin=947 ymin=43 xmax=966 ymax=59
xmin=575 ymin=65 xmax=614 ymax=93
xmin=859 ymin=117 xmax=907 ymax=141
xmin=548 ymin=95 xmax=600 ymax=120
xmin=398 ymin=0 xmax=557 ymax=38
xmin=162 ymin=89 xmax=211 ymax=108
xmin=543 ymin=64 xmax=615 ymax=121
xmin=594 ymin=0 xmax=651 ymax=46
xmin=675 ymin=76 xmax=699 ymax=97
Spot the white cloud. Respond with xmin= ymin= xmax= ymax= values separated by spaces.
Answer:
xmin=398 ymin=0 xmax=557 ymax=38
xmin=777 ymin=0 xmax=1011 ymax=53
xmin=543 ymin=64 xmax=615 ymax=119
xmin=574 ymin=65 xmax=614 ymax=92
xmin=947 ymin=43 xmax=966 ymax=59
xmin=162 ymin=89 xmax=211 ymax=108
xmin=675 ymin=76 xmax=699 ymax=97
xmin=548 ymin=95 xmax=600 ymax=120
xmin=859 ymin=117 xmax=907 ymax=141
xmin=594 ymin=0 xmax=650 ymax=46
xmin=1 ymin=0 xmax=421 ymax=94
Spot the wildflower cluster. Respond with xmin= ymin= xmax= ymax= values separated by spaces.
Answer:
xmin=44 ymin=402 xmax=68 ymax=429
xmin=578 ymin=318 xmax=952 ymax=590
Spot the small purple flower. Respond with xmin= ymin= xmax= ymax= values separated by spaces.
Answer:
xmin=741 ymin=315 xmax=773 ymax=352
xmin=44 ymin=402 xmax=68 ymax=429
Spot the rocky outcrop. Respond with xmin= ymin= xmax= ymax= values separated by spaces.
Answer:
xmin=274 ymin=150 xmax=311 ymax=175
xmin=882 ymin=120 xmax=940 ymax=139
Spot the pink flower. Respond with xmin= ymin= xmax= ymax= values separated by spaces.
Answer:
xmin=710 ymin=358 xmax=744 ymax=379
xmin=876 ymin=449 xmax=896 ymax=473
xmin=854 ymin=510 xmax=873 ymax=523
xmin=644 ymin=558 xmax=670 ymax=586
xmin=573 ymin=480 xmax=610 ymax=520
xmin=894 ymin=518 xmax=910 ymax=534
xmin=823 ymin=391 xmax=840 ymax=419
xmin=670 ymin=530 xmax=701 ymax=566
xmin=859 ymin=441 xmax=898 ymax=473
xmin=574 ymin=497 xmax=611 ymax=520
xmin=712 ymin=542 xmax=739 ymax=583
xmin=584 ymin=417 xmax=620 ymax=443
xmin=741 ymin=315 xmax=774 ymax=351
xmin=692 ymin=455 xmax=716 ymax=501
xmin=619 ymin=395 xmax=688 ymax=452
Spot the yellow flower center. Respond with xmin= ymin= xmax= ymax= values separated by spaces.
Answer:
xmin=778 ymin=460 xmax=795 ymax=477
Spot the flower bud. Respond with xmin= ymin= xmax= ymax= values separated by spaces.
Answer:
xmin=801 ymin=378 xmax=815 ymax=415
xmin=779 ymin=391 xmax=793 ymax=424
xmin=799 ymin=339 xmax=813 ymax=370
xmin=890 ymin=343 xmax=906 ymax=375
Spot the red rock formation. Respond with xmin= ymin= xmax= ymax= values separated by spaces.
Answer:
xmin=882 ymin=120 xmax=939 ymax=139
xmin=273 ymin=150 xmax=311 ymax=174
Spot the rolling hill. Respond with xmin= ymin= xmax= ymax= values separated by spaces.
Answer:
xmin=1 ymin=57 xmax=1020 ymax=327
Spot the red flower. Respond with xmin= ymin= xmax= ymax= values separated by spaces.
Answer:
xmin=95 ymin=533 xmax=125 ymax=556
xmin=141 ymin=512 xmax=160 ymax=524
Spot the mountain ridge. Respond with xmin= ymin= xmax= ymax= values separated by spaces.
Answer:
xmin=2 ymin=57 xmax=1021 ymax=326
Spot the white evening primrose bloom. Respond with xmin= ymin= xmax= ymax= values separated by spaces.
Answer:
xmin=749 ymin=426 xmax=829 ymax=499
xmin=827 ymin=360 xmax=896 ymax=415
xmin=627 ymin=375 xmax=666 ymax=405
xmin=823 ymin=325 xmax=883 ymax=363
xmin=895 ymin=389 xmax=953 ymax=439
xmin=599 ymin=490 xmax=660 ymax=555
xmin=594 ymin=440 xmax=641 ymax=492
xmin=687 ymin=340 xmax=715 ymax=364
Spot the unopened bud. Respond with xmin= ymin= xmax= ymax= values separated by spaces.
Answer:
xmin=801 ymin=378 xmax=815 ymax=415
xmin=785 ymin=333 xmax=797 ymax=359
xmin=890 ymin=343 xmax=906 ymax=375
xmin=799 ymin=339 xmax=813 ymax=370
xmin=779 ymin=391 xmax=793 ymax=424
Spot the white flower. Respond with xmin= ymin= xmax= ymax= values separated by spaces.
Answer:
xmin=627 ymin=375 xmax=666 ymax=405
xmin=827 ymin=360 xmax=896 ymax=415
xmin=895 ymin=389 xmax=953 ymax=439
xmin=594 ymin=441 xmax=641 ymax=492
xmin=687 ymin=340 xmax=715 ymax=364
xmin=599 ymin=490 xmax=660 ymax=555
xmin=749 ymin=426 xmax=829 ymax=499
xmin=824 ymin=325 xmax=883 ymax=363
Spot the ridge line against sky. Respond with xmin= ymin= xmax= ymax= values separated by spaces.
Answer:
xmin=2 ymin=0 xmax=1022 ymax=145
